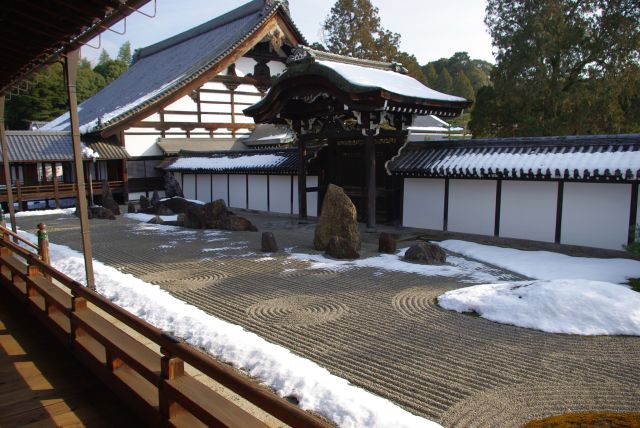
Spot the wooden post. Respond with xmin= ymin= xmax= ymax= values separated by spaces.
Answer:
xmin=293 ymin=120 xmax=307 ymax=222
xmin=52 ymin=162 xmax=60 ymax=208
xmin=14 ymin=170 xmax=22 ymax=212
xmin=160 ymin=347 xmax=184 ymax=425
xmin=0 ymin=97 xmax=17 ymax=233
xmin=37 ymin=223 xmax=50 ymax=266
xmin=64 ymin=48 xmax=95 ymax=289
xmin=362 ymin=112 xmax=377 ymax=230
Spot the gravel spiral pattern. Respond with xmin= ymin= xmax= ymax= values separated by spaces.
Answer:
xmin=247 ymin=296 xmax=349 ymax=326
xmin=23 ymin=213 xmax=640 ymax=428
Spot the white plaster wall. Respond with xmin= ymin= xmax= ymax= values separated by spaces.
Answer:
xmin=182 ymin=174 xmax=196 ymax=200
xmin=140 ymin=113 xmax=161 ymax=122
xmin=228 ymin=175 xmax=247 ymax=209
xmin=196 ymin=174 xmax=212 ymax=203
xmin=163 ymin=113 xmax=198 ymax=123
xmin=212 ymin=175 xmax=228 ymax=204
xmin=201 ymin=103 xmax=231 ymax=113
xmin=248 ymin=175 xmax=268 ymax=211
xmin=448 ymin=179 xmax=496 ymax=235
xmin=165 ymin=95 xmax=198 ymax=111
xmin=234 ymin=57 xmax=257 ymax=76
xmin=201 ymin=82 xmax=227 ymax=91
xmin=124 ymin=134 xmax=162 ymax=157
xmin=402 ymin=178 xmax=445 ymax=230
xmin=561 ymin=182 xmax=631 ymax=250
xmin=500 ymin=181 xmax=557 ymax=242
xmin=269 ymin=175 xmax=291 ymax=214
xmin=292 ymin=176 xmax=318 ymax=217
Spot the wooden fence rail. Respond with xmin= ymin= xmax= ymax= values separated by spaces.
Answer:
xmin=0 ymin=224 xmax=330 ymax=428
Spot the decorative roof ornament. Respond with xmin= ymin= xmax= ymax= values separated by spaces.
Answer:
xmin=265 ymin=0 xmax=290 ymax=15
xmin=287 ymin=45 xmax=314 ymax=65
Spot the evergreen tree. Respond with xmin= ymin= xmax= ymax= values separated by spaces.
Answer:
xmin=97 ymin=49 xmax=111 ymax=65
xmin=472 ymin=0 xmax=640 ymax=137
xmin=435 ymin=68 xmax=453 ymax=94
xmin=423 ymin=63 xmax=438 ymax=87
xmin=453 ymin=71 xmax=475 ymax=101
xmin=322 ymin=0 xmax=400 ymax=61
xmin=117 ymin=41 xmax=132 ymax=65
xmin=395 ymin=52 xmax=427 ymax=85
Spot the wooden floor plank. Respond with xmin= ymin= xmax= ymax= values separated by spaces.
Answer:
xmin=0 ymin=285 xmax=144 ymax=428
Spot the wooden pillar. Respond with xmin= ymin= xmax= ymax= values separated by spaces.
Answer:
xmin=52 ymin=162 xmax=60 ymax=208
xmin=362 ymin=112 xmax=377 ymax=230
xmin=0 ymin=96 xmax=17 ymax=232
xmin=14 ymin=166 xmax=23 ymax=212
xmin=65 ymin=48 xmax=95 ymax=289
xmin=293 ymin=120 xmax=307 ymax=221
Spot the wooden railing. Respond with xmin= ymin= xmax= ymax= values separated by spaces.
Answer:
xmin=0 ymin=180 xmax=125 ymax=203
xmin=0 ymin=224 xmax=329 ymax=428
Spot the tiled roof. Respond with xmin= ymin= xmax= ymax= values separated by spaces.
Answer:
xmin=0 ymin=131 xmax=129 ymax=162
xmin=42 ymin=0 xmax=304 ymax=134
xmin=162 ymin=146 xmax=320 ymax=175
xmin=386 ymin=134 xmax=640 ymax=181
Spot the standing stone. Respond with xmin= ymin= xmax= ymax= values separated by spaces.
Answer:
xmin=325 ymin=235 xmax=360 ymax=259
xmin=164 ymin=172 xmax=184 ymax=198
xmin=261 ymin=232 xmax=278 ymax=252
xmin=100 ymin=180 xmax=120 ymax=215
xmin=183 ymin=205 xmax=206 ymax=229
xmin=204 ymin=199 xmax=231 ymax=228
xmin=127 ymin=202 xmax=136 ymax=213
xmin=314 ymin=184 xmax=360 ymax=251
xmin=404 ymin=242 xmax=446 ymax=265
xmin=139 ymin=195 xmax=150 ymax=210
xmin=150 ymin=191 xmax=161 ymax=208
xmin=378 ymin=232 xmax=397 ymax=254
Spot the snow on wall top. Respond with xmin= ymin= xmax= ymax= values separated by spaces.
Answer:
xmin=387 ymin=134 xmax=640 ymax=180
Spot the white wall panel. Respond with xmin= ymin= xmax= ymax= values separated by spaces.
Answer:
xmin=165 ymin=95 xmax=198 ymax=112
xmin=248 ymin=175 xmax=268 ymax=211
xmin=291 ymin=176 xmax=317 ymax=217
xmin=182 ymin=174 xmax=196 ymax=200
xmin=212 ymin=175 xmax=228 ymax=204
xmin=500 ymin=181 xmax=557 ymax=242
xmin=402 ymin=178 xmax=445 ymax=230
xmin=196 ymin=174 xmax=212 ymax=203
xmin=561 ymin=183 xmax=631 ymax=250
xmin=448 ymin=179 xmax=496 ymax=235
xmin=229 ymin=175 xmax=247 ymax=209
xmin=269 ymin=175 xmax=291 ymax=214
xmin=124 ymin=134 xmax=161 ymax=157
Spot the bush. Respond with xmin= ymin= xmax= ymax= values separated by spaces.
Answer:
xmin=624 ymin=224 xmax=640 ymax=256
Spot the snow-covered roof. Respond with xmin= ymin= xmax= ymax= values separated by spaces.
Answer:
xmin=0 ymin=131 xmax=128 ymax=162
xmin=386 ymin=134 xmax=640 ymax=181
xmin=408 ymin=115 xmax=463 ymax=133
xmin=42 ymin=0 xmax=304 ymax=134
xmin=162 ymin=146 xmax=320 ymax=174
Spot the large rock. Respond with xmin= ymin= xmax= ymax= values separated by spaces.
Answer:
xmin=325 ymin=235 xmax=360 ymax=259
xmin=156 ymin=197 xmax=198 ymax=215
xmin=164 ymin=173 xmax=184 ymax=198
xmin=203 ymin=199 xmax=231 ymax=228
xmin=261 ymin=232 xmax=278 ymax=252
xmin=147 ymin=215 xmax=164 ymax=225
xmin=221 ymin=215 xmax=258 ymax=232
xmin=127 ymin=202 xmax=136 ymax=213
xmin=100 ymin=181 xmax=120 ymax=215
xmin=378 ymin=232 xmax=397 ymax=254
xmin=404 ymin=242 xmax=446 ymax=265
xmin=314 ymin=184 xmax=360 ymax=251
xmin=150 ymin=191 xmax=161 ymax=208
xmin=139 ymin=195 xmax=150 ymax=211
xmin=183 ymin=205 xmax=206 ymax=229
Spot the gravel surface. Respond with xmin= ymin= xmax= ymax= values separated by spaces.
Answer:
xmin=18 ymin=211 xmax=640 ymax=428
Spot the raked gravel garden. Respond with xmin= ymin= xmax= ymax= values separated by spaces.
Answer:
xmin=9 ymin=207 xmax=640 ymax=428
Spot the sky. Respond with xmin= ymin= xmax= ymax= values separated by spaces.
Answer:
xmin=82 ymin=0 xmax=494 ymax=66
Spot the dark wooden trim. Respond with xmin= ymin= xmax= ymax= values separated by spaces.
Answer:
xmin=226 ymin=174 xmax=230 ymax=205
xmin=52 ymin=161 xmax=60 ymax=208
xmin=267 ymin=175 xmax=271 ymax=212
xmin=443 ymin=178 xmax=449 ymax=231
xmin=245 ymin=174 xmax=249 ymax=209
xmin=494 ymin=179 xmax=502 ymax=236
xmin=290 ymin=175 xmax=294 ymax=215
xmin=555 ymin=181 xmax=564 ymax=244
xmin=210 ymin=174 xmax=213 ymax=203
xmin=629 ymin=182 xmax=639 ymax=245
xmin=181 ymin=172 xmax=184 ymax=193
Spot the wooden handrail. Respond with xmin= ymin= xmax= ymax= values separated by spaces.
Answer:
xmin=0 ymin=224 xmax=330 ymax=428
xmin=1 ymin=226 xmax=39 ymax=252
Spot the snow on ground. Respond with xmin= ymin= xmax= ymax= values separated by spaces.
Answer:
xmin=439 ymin=240 xmax=640 ymax=284
xmin=9 ymin=208 xmax=76 ymax=217
xmin=124 ymin=213 xmax=178 ymax=223
xmin=288 ymin=248 xmax=518 ymax=283
xmin=438 ymin=280 xmax=640 ymax=336
xmin=16 ymin=230 xmax=438 ymax=428
xmin=438 ymin=240 xmax=640 ymax=335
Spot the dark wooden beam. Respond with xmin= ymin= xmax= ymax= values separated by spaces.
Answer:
xmin=0 ymin=96 xmax=17 ymax=232
xmin=293 ymin=120 xmax=307 ymax=222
